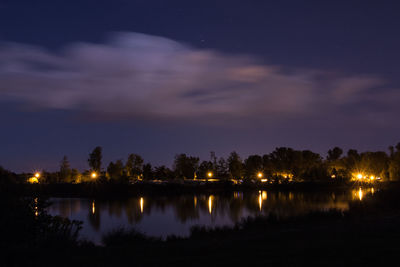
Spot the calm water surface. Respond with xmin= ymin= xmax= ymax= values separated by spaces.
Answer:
xmin=48 ymin=187 xmax=376 ymax=244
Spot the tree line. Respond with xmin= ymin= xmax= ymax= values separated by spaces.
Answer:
xmin=3 ymin=143 xmax=400 ymax=184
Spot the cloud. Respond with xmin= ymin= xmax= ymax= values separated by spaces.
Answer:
xmin=0 ymin=32 xmax=389 ymax=122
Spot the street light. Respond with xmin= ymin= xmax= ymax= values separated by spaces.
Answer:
xmin=257 ymin=172 xmax=263 ymax=178
xmin=207 ymin=172 xmax=213 ymax=178
xmin=34 ymin=172 xmax=40 ymax=178
xmin=91 ymin=172 xmax=97 ymax=179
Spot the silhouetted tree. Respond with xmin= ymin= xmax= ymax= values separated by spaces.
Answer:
xmin=125 ymin=154 xmax=144 ymax=180
xmin=173 ymin=154 xmax=199 ymax=179
xmin=389 ymin=143 xmax=400 ymax=181
xmin=88 ymin=146 xmax=102 ymax=172
xmin=71 ymin=168 xmax=81 ymax=183
xmin=107 ymin=160 xmax=125 ymax=182
xmin=59 ymin=156 xmax=72 ymax=183
xmin=142 ymin=163 xmax=153 ymax=180
xmin=154 ymin=165 xmax=174 ymax=180
xmin=327 ymin=147 xmax=343 ymax=161
xmin=269 ymin=147 xmax=299 ymax=176
xmin=244 ymin=155 xmax=263 ymax=179
xmin=389 ymin=146 xmax=395 ymax=157
xmin=299 ymin=150 xmax=325 ymax=181
xmin=7 ymin=142 xmax=400 ymax=185
xmin=216 ymin=157 xmax=229 ymax=180
xmin=210 ymin=151 xmax=218 ymax=170
xmin=227 ymin=151 xmax=244 ymax=179
xmin=262 ymin=154 xmax=274 ymax=178
xmin=198 ymin=160 xmax=214 ymax=179
xmin=42 ymin=170 xmax=58 ymax=184
xmin=342 ymin=149 xmax=360 ymax=178
xmin=0 ymin=166 xmax=18 ymax=185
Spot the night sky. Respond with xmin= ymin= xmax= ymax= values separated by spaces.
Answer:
xmin=1 ymin=0 xmax=400 ymax=172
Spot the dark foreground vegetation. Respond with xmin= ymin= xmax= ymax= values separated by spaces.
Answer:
xmin=2 ymin=178 xmax=400 ymax=266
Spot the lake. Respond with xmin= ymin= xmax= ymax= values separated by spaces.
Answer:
xmin=48 ymin=187 xmax=376 ymax=244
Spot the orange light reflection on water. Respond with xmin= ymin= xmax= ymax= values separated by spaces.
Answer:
xmin=208 ymin=195 xmax=213 ymax=214
xmin=140 ymin=197 xmax=144 ymax=213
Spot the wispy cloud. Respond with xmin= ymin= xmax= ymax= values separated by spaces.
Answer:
xmin=0 ymin=32 xmax=389 ymax=122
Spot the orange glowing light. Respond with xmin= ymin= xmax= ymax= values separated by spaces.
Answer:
xmin=140 ymin=197 xmax=144 ymax=213
xmin=91 ymin=201 xmax=95 ymax=214
xmin=358 ymin=188 xmax=363 ymax=201
xmin=208 ymin=195 xmax=213 ymax=214
xmin=28 ymin=177 xmax=39 ymax=184
xmin=261 ymin=191 xmax=267 ymax=200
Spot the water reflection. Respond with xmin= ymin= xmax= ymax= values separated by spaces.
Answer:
xmin=208 ymin=195 xmax=213 ymax=214
xmin=140 ymin=197 xmax=144 ymax=213
xmin=91 ymin=200 xmax=95 ymax=215
xmin=233 ymin=191 xmax=243 ymax=199
xmin=351 ymin=187 xmax=375 ymax=201
xmin=89 ymin=209 xmax=101 ymax=230
xmin=34 ymin=197 xmax=38 ymax=217
xmin=258 ymin=191 xmax=268 ymax=211
xmin=48 ymin=188 xmax=377 ymax=244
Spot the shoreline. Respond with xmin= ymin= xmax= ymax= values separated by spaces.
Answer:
xmin=6 ymin=180 xmax=390 ymax=198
